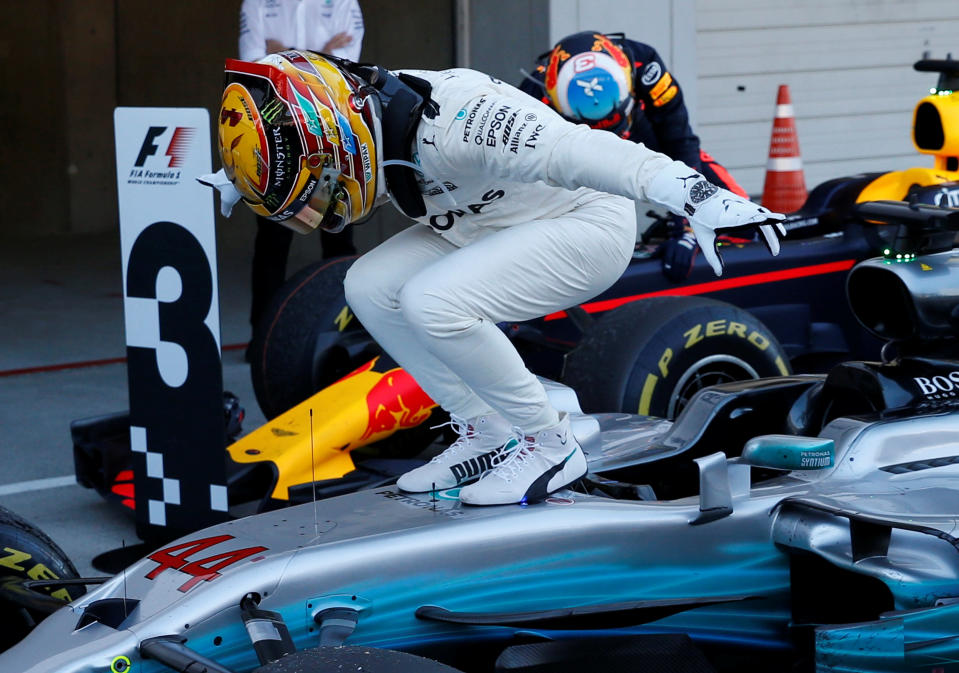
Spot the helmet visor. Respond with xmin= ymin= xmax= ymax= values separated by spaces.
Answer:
xmin=278 ymin=164 xmax=351 ymax=234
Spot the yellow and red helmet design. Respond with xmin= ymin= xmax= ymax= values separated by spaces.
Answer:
xmin=544 ymin=32 xmax=634 ymax=136
xmin=218 ymin=50 xmax=379 ymax=233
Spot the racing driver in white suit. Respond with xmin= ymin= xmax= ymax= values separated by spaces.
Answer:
xmin=204 ymin=51 xmax=785 ymax=506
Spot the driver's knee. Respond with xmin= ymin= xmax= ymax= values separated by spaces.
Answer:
xmin=344 ymin=255 xmax=400 ymax=321
xmin=398 ymin=274 xmax=478 ymax=341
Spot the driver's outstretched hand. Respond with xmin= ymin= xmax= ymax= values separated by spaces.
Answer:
xmin=647 ymin=161 xmax=786 ymax=276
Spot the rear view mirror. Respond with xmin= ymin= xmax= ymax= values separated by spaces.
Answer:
xmin=742 ymin=434 xmax=834 ymax=471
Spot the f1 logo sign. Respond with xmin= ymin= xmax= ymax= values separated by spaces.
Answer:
xmin=134 ymin=126 xmax=196 ymax=168
xmin=115 ymin=107 xmax=224 ymax=539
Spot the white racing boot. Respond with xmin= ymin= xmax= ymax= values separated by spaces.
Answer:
xmin=396 ymin=413 xmax=515 ymax=492
xmin=458 ymin=412 xmax=587 ymax=506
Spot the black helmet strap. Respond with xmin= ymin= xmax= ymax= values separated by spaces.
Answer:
xmin=328 ymin=56 xmax=436 ymax=218
xmin=377 ymin=71 xmax=436 ymax=218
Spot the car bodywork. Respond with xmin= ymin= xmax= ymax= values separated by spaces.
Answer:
xmin=9 ymin=380 xmax=959 ymax=673
xmin=8 ymin=201 xmax=959 ymax=673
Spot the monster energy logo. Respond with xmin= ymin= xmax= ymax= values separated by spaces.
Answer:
xmin=261 ymin=99 xmax=285 ymax=124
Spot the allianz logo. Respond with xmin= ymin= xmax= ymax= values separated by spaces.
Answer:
xmin=914 ymin=371 xmax=959 ymax=398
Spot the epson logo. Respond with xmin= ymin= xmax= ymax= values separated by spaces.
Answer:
xmin=914 ymin=371 xmax=959 ymax=397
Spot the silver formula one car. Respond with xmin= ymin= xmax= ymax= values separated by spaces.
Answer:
xmin=3 ymin=200 xmax=959 ymax=673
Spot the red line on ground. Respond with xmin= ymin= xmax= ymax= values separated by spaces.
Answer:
xmin=544 ymin=259 xmax=857 ymax=321
xmin=0 ymin=343 xmax=250 ymax=378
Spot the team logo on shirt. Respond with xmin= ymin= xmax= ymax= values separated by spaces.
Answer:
xmin=640 ymin=62 xmax=662 ymax=86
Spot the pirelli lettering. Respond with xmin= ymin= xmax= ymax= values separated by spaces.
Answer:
xmin=637 ymin=319 xmax=788 ymax=416
xmin=682 ymin=320 xmax=769 ymax=352
xmin=0 ymin=547 xmax=71 ymax=601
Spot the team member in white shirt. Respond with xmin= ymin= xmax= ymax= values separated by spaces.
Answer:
xmin=238 ymin=0 xmax=364 ymax=350
xmin=240 ymin=0 xmax=364 ymax=62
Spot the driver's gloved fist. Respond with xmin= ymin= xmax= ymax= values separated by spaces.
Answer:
xmin=654 ymin=228 xmax=698 ymax=282
xmin=647 ymin=161 xmax=786 ymax=276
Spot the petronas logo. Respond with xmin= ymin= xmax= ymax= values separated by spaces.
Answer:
xmin=261 ymin=99 xmax=284 ymax=124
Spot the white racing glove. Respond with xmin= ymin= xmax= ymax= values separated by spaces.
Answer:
xmin=646 ymin=161 xmax=787 ymax=276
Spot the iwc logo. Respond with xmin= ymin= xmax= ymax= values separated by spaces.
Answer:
xmin=689 ymin=180 xmax=718 ymax=204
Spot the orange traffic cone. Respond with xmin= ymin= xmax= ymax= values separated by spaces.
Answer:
xmin=761 ymin=85 xmax=807 ymax=213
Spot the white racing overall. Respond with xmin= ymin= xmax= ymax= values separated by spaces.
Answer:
xmin=344 ymin=68 xmax=675 ymax=432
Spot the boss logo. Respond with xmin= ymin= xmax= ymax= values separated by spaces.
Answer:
xmin=914 ymin=371 xmax=959 ymax=398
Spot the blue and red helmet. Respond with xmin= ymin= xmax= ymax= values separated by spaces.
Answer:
xmin=544 ymin=32 xmax=634 ymax=136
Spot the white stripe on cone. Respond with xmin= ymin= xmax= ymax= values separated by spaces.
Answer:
xmin=775 ymin=104 xmax=794 ymax=118
xmin=767 ymin=156 xmax=803 ymax=171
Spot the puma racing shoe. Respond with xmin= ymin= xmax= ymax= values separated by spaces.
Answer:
xmin=396 ymin=413 xmax=515 ymax=493
xmin=458 ymin=412 xmax=587 ymax=506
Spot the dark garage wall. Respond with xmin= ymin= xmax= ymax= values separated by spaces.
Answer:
xmin=2 ymin=2 xmax=79 ymax=236
xmin=1 ymin=0 xmax=454 ymax=243
xmin=0 ymin=0 xmax=546 ymax=245
xmin=467 ymin=0 xmax=549 ymax=86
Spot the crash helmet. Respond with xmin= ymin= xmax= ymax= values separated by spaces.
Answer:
xmin=217 ymin=50 xmax=380 ymax=233
xmin=544 ymin=31 xmax=634 ymax=136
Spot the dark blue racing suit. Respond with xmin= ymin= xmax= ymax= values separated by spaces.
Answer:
xmin=520 ymin=36 xmax=747 ymax=198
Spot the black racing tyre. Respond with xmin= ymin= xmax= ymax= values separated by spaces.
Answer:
xmin=250 ymin=257 xmax=377 ymax=420
xmin=563 ymin=296 xmax=791 ymax=419
xmin=0 ymin=506 xmax=84 ymax=651
xmin=249 ymin=258 xmax=444 ymax=455
xmin=253 ymin=646 xmax=464 ymax=673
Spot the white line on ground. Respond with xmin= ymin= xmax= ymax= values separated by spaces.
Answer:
xmin=0 ymin=475 xmax=77 ymax=496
